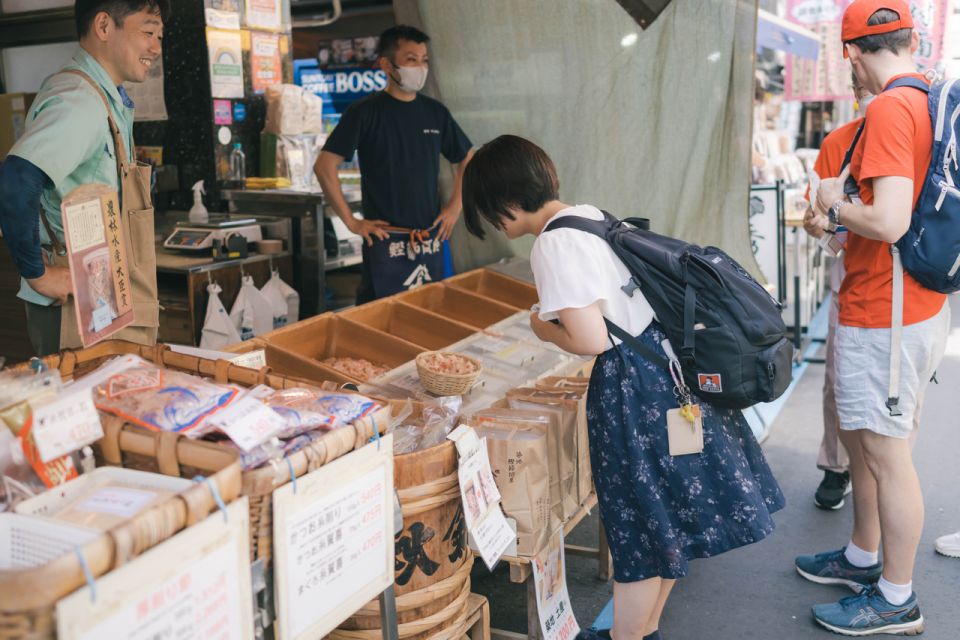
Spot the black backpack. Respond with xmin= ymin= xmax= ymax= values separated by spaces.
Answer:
xmin=544 ymin=211 xmax=794 ymax=409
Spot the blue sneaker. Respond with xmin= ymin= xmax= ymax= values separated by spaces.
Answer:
xmin=796 ymin=547 xmax=883 ymax=592
xmin=812 ymin=584 xmax=924 ymax=636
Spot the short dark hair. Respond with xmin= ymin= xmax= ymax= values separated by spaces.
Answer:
xmin=376 ymin=25 xmax=430 ymax=63
xmin=75 ymin=0 xmax=169 ymax=39
xmin=462 ymin=135 xmax=560 ymax=240
xmin=846 ymin=8 xmax=912 ymax=56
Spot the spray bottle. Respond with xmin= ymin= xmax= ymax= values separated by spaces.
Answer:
xmin=189 ymin=180 xmax=208 ymax=223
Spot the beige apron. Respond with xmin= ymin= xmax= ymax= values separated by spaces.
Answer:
xmin=39 ymin=69 xmax=159 ymax=349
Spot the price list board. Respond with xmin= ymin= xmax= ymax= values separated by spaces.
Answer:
xmin=57 ymin=498 xmax=254 ymax=640
xmin=273 ymin=435 xmax=395 ymax=640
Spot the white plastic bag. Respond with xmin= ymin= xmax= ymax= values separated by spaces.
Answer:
xmin=229 ymin=275 xmax=274 ymax=341
xmin=261 ymin=270 xmax=291 ymax=329
xmin=264 ymin=84 xmax=304 ymax=135
xmin=260 ymin=269 xmax=299 ymax=326
xmin=301 ymin=91 xmax=325 ymax=134
xmin=200 ymin=283 xmax=242 ymax=349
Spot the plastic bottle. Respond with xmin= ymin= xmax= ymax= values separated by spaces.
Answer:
xmin=228 ymin=143 xmax=246 ymax=190
xmin=189 ymin=180 xmax=209 ymax=223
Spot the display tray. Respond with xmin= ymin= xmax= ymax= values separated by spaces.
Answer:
xmin=258 ymin=313 xmax=425 ymax=385
xmin=340 ymin=299 xmax=476 ymax=351
xmin=393 ymin=283 xmax=520 ymax=330
xmin=224 ymin=337 xmax=347 ymax=388
xmin=444 ymin=268 xmax=538 ymax=310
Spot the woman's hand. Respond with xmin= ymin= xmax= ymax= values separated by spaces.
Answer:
xmin=530 ymin=303 xmax=609 ymax=356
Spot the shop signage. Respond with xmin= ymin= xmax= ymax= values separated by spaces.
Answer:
xmin=213 ymin=99 xmax=232 ymax=125
xmin=57 ymin=499 xmax=254 ymax=640
xmin=272 ymin=435 xmax=395 ymax=640
xmin=251 ymin=31 xmax=282 ymax=94
xmin=207 ymin=28 xmax=245 ymax=99
xmin=532 ymin=531 xmax=579 ymax=640
xmin=294 ymin=60 xmax=387 ymax=115
xmin=785 ymin=0 xmax=948 ymax=102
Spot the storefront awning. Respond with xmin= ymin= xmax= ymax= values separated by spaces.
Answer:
xmin=756 ymin=9 xmax=820 ymax=60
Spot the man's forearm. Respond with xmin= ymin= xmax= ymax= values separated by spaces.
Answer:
xmin=315 ymin=159 xmax=356 ymax=224
xmin=838 ymin=201 xmax=908 ymax=243
xmin=443 ymin=149 xmax=474 ymax=212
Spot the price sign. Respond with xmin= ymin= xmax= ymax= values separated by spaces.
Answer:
xmin=30 ymin=389 xmax=103 ymax=463
xmin=57 ymin=499 xmax=253 ymax=640
xmin=207 ymin=395 xmax=285 ymax=452
xmin=273 ymin=435 xmax=394 ymax=640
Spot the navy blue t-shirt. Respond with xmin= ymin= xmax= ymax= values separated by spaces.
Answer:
xmin=322 ymin=91 xmax=472 ymax=230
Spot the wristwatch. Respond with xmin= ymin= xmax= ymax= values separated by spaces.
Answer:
xmin=828 ymin=199 xmax=846 ymax=226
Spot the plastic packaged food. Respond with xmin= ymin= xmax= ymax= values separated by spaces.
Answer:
xmin=89 ymin=357 xmax=239 ymax=435
xmin=261 ymin=387 xmax=382 ymax=436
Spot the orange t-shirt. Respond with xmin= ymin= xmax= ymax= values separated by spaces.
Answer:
xmin=841 ymin=73 xmax=945 ymax=328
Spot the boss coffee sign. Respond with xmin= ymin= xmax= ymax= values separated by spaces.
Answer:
xmin=294 ymin=60 xmax=387 ymax=115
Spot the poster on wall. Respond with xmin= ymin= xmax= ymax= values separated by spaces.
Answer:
xmin=749 ymin=185 xmax=781 ymax=295
xmin=207 ymin=28 xmax=244 ymax=99
xmin=123 ymin=55 xmax=167 ymax=121
xmin=204 ymin=0 xmax=241 ymax=30
xmin=532 ymin=532 xmax=579 ymax=640
xmin=245 ymin=0 xmax=282 ymax=31
xmin=785 ymin=0 xmax=947 ymax=102
xmin=251 ymin=31 xmax=282 ymax=94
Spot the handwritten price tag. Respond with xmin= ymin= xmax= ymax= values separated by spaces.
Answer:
xmin=209 ymin=395 xmax=285 ymax=452
xmin=229 ymin=350 xmax=267 ymax=370
xmin=30 ymin=389 xmax=104 ymax=463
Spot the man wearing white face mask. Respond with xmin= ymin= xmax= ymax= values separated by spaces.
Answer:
xmin=802 ymin=72 xmax=874 ymax=511
xmin=315 ymin=25 xmax=474 ymax=303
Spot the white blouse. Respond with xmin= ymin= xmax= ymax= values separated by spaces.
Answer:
xmin=530 ymin=204 xmax=656 ymax=351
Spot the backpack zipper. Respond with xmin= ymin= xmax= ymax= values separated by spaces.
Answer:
xmin=935 ymin=180 xmax=960 ymax=210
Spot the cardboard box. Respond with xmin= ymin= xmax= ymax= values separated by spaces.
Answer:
xmin=340 ymin=300 xmax=475 ymax=351
xmin=259 ymin=313 xmax=424 ymax=384
xmin=394 ymin=283 xmax=518 ymax=330
xmin=445 ymin=269 xmax=538 ymax=310
xmin=0 ymin=92 xmax=36 ymax=159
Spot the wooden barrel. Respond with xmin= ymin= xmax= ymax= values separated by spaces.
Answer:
xmin=338 ymin=440 xmax=469 ymax=639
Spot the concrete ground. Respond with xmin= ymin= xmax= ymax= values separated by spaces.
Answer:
xmin=472 ymin=295 xmax=960 ymax=639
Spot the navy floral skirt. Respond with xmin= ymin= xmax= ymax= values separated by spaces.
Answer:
xmin=587 ymin=322 xmax=785 ymax=582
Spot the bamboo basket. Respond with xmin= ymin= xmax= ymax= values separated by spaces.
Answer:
xmin=415 ymin=352 xmax=483 ymax=396
xmin=25 ymin=340 xmax=390 ymax=566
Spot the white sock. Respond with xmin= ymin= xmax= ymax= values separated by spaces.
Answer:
xmin=844 ymin=540 xmax=879 ymax=568
xmin=877 ymin=576 xmax=912 ymax=606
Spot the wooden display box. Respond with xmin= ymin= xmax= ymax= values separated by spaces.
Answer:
xmin=340 ymin=300 xmax=476 ymax=351
xmin=393 ymin=283 xmax=519 ymax=330
xmin=259 ymin=313 xmax=424 ymax=384
xmin=445 ymin=269 xmax=538 ymax=310
xmin=224 ymin=338 xmax=346 ymax=387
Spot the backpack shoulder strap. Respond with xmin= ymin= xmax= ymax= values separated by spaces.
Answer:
xmin=885 ymin=77 xmax=930 ymax=94
xmin=543 ymin=210 xmax=618 ymax=235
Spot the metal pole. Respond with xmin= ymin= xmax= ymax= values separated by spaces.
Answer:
xmin=379 ymin=585 xmax=400 ymax=640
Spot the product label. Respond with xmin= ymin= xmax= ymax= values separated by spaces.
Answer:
xmin=76 ymin=487 xmax=158 ymax=518
xmin=208 ymin=395 xmax=285 ymax=452
xmin=30 ymin=389 xmax=104 ymax=463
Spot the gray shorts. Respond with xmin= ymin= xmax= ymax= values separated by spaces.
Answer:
xmin=835 ymin=301 xmax=950 ymax=439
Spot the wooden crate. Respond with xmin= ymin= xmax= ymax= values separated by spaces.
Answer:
xmin=258 ymin=313 xmax=425 ymax=385
xmin=445 ymin=269 xmax=538 ymax=310
xmin=341 ymin=300 xmax=476 ymax=351
xmin=394 ymin=284 xmax=519 ymax=330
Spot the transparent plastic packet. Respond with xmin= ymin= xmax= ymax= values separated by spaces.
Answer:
xmin=261 ymin=387 xmax=382 ymax=437
xmin=418 ymin=396 xmax=462 ymax=450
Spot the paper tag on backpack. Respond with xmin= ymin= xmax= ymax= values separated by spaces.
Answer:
xmin=666 ymin=405 xmax=704 ymax=456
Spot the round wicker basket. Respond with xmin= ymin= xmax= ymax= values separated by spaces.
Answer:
xmin=415 ymin=351 xmax=482 ymax=396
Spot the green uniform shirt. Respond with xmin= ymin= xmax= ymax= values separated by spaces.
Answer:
xmin=11 ymin=47 xmax=135 ymax=306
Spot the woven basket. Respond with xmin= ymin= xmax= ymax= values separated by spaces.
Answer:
xmin=21 ymin=340 xmax=391 ymax=566
xmin=415 ymin=352 xmax=482 ymax=396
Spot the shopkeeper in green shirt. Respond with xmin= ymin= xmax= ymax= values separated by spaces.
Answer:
xmin=0 ymin=0 xmax=168 ymax=356
xmin=315 ymin=25 xmax=474 ymax=304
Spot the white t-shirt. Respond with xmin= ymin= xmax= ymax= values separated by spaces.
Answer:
xmin=530 ymin=204 xmax=655 ymax=352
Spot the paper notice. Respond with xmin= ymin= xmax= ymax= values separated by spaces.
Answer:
xmin=532 ymin=531 xmax=579 ymax=640
xmin=75 ymin=487 xmax=158 ymax=518
xmin=207 ymin=29 xmax=244 ymax=99
xmin=64 ymin=198 xmax=105 ymax=253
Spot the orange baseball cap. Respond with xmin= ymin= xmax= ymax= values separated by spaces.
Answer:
xmin=841 ymin=0 xmax=914 ymax=57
